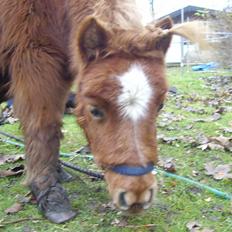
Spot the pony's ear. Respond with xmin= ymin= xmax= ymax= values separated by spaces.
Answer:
xmin=77 ymin=17 xmax=108 ymax=63
xmin=154 ymin=17 xmax=173 ymax=54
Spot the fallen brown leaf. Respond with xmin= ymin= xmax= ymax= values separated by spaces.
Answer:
xmin=198 ymin=143 xmax=224 ymax=151
xmin=0 ymin=164 xmax=24 ymax=177
xmin=159 ymin=112 xmax=185 ymax=125
xmin=5 ymin=202 xmax=23 ymax=214
xmin=198 ymin=136 xmax=232 ymax=152
xmin=210 ymin=113 xmax=221 ymax=121
xmin=111 ymin=217 xmax=129 ymax=227
xmin=186 ymin=124 xmax=194 ymax=130
xmin=184 ymin=106 xmax=206 ymax=114
xmin=194 ymin=114 xmax=221 ymax=123
xmin=204 ymin=163 xmax=215 ymax=176
xmin=158 ymin=158 xmax=176 ymax=173
xmin=157 ymin=134 xmax=179 ymax=145
xmin=211 ymin=136 xmax=232 ymax=151
xmin=205 ymin=163 xmax=232 ymax=180
xmin=186 ymin=220 xmax=201 ymax=232
xmin=186 ymin=221 xmax=213 ymax=232
xmin=0 ymin=154 xmax=25 ymax=165
xmin=192 ymin=170 xmax=199 ymax=177
xmin=223 ymin=128 xmax=232 ymax=133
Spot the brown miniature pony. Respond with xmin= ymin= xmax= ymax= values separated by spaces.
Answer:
xmin=0 ymin=0 xmax=206 ymax=224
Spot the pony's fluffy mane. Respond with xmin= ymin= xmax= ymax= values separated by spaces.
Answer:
xmin=166 ymin=21 xmax=209 ymax=49
xmin=93 ymin=0 xmax=143 ymax=30
xmin=107 ymin=20 xmax=210 ymax=57
xmin=71 ymin=1 xmax=210 ymax=73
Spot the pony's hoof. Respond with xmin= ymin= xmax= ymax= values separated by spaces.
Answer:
xmin=45 ymin=209 xmax=77 ymax=224
xmin=34 ymin=183 xmax=77 ymax=223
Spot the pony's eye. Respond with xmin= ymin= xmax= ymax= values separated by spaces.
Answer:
xmin=89 ymin=106 xmax=104 ymax=119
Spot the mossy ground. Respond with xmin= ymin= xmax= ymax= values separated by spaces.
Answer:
xmin=0 ymin=68 xmax=231 ymax=231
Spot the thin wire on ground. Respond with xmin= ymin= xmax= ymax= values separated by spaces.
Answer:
xmin=0 ymin=131 xmax=231 ymax=200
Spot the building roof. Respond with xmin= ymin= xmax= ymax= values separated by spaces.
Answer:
xmin=159 ymin=5 xmax=218 ymax=23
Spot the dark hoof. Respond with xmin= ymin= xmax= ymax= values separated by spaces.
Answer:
xmin=45 ymin=210 xmax=77 ymax=224
xmin=57 ymin=163 xmax=73 ymax=182
xmin=33 ymin=183 xmax=77 ymax=223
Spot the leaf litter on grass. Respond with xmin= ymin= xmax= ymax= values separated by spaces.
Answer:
xmin=0 ymin=154 xmax=25 ymax=165
xmin=158 ymin=133 xmax=232 ymax=152
xmin=0 ymin=71 xmax=232 ymax=231
xmin=186 ymin=220 xmax=215 ymax=232
xmin=5 ymin=202 xmax=23 ymax=215
xmin=0 ymin=164 xmax=24 ymax=177
xmin=204 ymin=163 xmax=232 ymax=180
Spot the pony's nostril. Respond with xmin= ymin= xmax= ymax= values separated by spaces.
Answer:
xmin=119 ymin=191 xmax=128 ymax=208
xmin=134 ymin=188 xmax=154 ymax=210
xmin=118 ymin=191 xmax=137 ymax=210
xmin=142 ymin=188 xmax=154 ymax=210
xmin=116 ymin=189 xmax=154 ymax=211
xmin=141 ymin=188 xmax=154 ymax=204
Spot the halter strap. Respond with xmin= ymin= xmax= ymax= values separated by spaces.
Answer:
xmin=110 ymin=162 xmax=154 ymax=176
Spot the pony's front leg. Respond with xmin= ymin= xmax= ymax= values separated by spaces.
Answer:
xmin=25 ymin=121 xmax=76 ymax=223
xmin=10 ymin=48 xmax=76 ymax=223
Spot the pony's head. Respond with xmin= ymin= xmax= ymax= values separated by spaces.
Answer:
xmin=73 ymin=16 xmax=206 ymax=212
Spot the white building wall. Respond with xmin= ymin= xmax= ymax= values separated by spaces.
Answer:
xmin=165 ymin=36 xmax=182 ymax=64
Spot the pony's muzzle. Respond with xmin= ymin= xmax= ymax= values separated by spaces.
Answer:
xmin=114 ymin=187 xmax=155 ymax=212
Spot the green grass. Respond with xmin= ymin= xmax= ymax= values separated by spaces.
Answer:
xmin=0 ymin=67 xmax=231 ymax=231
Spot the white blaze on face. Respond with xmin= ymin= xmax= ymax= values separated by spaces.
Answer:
xmin=117 ymin=64 xmax=153 ymax=121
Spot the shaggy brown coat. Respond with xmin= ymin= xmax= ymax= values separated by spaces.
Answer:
xmin=0 ymin=0 xmax=207 ymax=209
